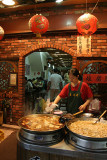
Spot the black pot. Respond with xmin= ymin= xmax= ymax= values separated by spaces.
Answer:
xmin=65 ymin=117 xmax=107 ymax=152
xmin=18 ymin=114 xmax=65 ymax=145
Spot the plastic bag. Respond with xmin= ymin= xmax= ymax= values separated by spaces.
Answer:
xmin=88 ymin=98 xmax=101 ymax=111
xmin=44 ymin=98 xmax=58 ymax=113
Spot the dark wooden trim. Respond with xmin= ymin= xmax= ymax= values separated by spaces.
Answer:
xmin=4 ymin=28 xmax=107 ymax=39
xmin=77 ymin=57 xmax=107 ymax=60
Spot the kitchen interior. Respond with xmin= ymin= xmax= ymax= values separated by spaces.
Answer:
xmin=24 ymin=47 xmax=73 ymax=114
xmin=0 ymin=0 xmax=107 ymax=160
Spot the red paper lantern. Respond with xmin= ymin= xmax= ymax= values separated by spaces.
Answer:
xmin=0 ymin=26 xmax=4 ymax=40
xmin=76 ymin=13 xmax=98 ymax=35
xmin=29 ymin=14 xmax=49 ymax=37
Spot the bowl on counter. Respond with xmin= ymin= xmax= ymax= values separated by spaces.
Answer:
xmin=53 ymin=110 xmax=63 ymax=115
xmin=80 ymin=113 xmax=94 ymax=118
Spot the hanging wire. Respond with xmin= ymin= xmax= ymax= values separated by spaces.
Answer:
xmin=86 ymin=0 xmax=87 ymax=13
xmin=91 ymin=0 xmax=100 ymax=13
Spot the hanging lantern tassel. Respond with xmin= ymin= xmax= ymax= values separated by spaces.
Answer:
xmin=0 ymin=26 xmax=4 ymax=40
xmin=76 ymin=13 xmax=98 ymax=36
xmin=36 ymin=33 xmax=41 ymax=38
xmin=28 ymin=14 xmax=49 ymax=38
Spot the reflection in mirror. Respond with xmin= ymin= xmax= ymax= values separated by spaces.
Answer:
xmin=24 ymin=48 xmax=72 ymax=115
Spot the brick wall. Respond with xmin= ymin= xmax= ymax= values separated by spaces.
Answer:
xmin=0 ymin=32 xmax=107 ymax=124
xmin=0 ymin=32 xmax=107 ymax=123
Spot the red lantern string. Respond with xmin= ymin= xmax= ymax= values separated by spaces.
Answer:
xmin=86 ymin=0 xmax=87 ymax=13
xmin=91 ymin=0 xmax=100 ymax=13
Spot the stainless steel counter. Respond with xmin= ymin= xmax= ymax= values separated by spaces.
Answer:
xmin=17 ymin=132 xmax=107 ymax=160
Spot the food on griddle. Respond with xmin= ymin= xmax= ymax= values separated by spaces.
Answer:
xmin=68 ymin=120 xmax=107 ymax=138
xmin=20 ymin=115 xmax=64 ymax=131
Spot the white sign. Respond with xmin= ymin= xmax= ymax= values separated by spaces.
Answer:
xmin=77 ymin=35 xmax=91 ymax=55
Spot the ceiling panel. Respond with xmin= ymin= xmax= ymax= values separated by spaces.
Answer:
xmin=37 ymin=48 xmax=72 ymax=68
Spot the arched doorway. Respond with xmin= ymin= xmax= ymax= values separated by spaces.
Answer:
xmin=21 ymin=45 xmax=75 ymax=115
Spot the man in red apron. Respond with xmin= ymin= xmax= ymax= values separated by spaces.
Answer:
xmin=52 ymin=68 xmax=93 ymax=114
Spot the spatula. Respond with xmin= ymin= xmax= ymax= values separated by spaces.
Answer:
xmin=93 ymin=110 xmax=107 ymax=124
xmin=59 ymin=110 xmax=83 ymax=123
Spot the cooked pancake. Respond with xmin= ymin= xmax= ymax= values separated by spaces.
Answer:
xmin=68 ymin=120 xmax=107 ymax=138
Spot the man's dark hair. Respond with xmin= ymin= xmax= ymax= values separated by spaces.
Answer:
xmin=25 ymin=77 xmax=27 ymax=80
xmin=54 ymin=69 xmax=58 ymax=73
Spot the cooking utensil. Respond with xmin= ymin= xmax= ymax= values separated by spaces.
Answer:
xmin=80 ymin=113 xmax=93 ymax=118
xmin=18 ymin=114 xmax=65 ymax=145
xmin=65 ymin=117 xmax=107 ymax=152
xmin=93 ymin=110 xmax=107 ymax=124
xmin=72 ymin=110 xmax=83 ymax=116
xmin=59 ymin=110 xmax=83 ymax=123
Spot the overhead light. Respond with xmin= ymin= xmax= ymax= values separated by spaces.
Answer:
xmin=55 ymin=52 xmax=60 ymax=53
xmin=56 ymin=0 xmax=63 ymax=3
xmin=53 ymin=53 xmax=68 ymax=56
xmin=47 ymin=48 xmax=56 ymax=50
xmin=66 ymin=20 xmax=72 ymax=26
xmin=35 ymin=0 xmax=45 ymax=2
xmin=2 ymin=0 xmax=15 ymax=6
